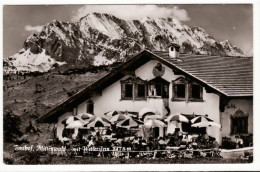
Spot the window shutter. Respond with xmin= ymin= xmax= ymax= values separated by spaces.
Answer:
xmin=121 ymin=81 xmax=125 ymax=99
xmin=188 ymin=83 xmax=192 ymax=99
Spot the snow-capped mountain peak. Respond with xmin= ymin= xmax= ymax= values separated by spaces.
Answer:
xmin=4 ymin=12 xmax=247 ymax=74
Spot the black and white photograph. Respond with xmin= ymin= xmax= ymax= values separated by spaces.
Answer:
xmin=1 ymin=1 xmax=259 ymax=170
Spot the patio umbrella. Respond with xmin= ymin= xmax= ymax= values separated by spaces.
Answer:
xmin=143 ymin=119 xmax=166 ymax=128
xmin=84 ymin=117 xmax=111 ymax=128
xmin=61 ymin=116 xmax=83 ymax=126
xmin=109 ymin=114 xmax=130 ymax=124
xmin=144 ymin=114 xmax=163 ymax=120
xmin=166 ymin=121 xmax=183 ymax=134
xmin=139 ymin=107 xmax=157 ymax=119
xmin=121 ymin=111 xmax=137 ymax=118
xmin=66 ymin=120 xmax=85 ymax=129
xmin=105 ymin=110 xmax=122 ymax=118
xmin=165 ymin=113 xmax=189 ymax=123
xmin=116 ymin=117 xmax=143 ymax=129
xmin=191 ymin=115 xmax=213 ymax=123
xmin=77 ymin=113 xmax=94 ymax=120
xmin=191 ymin=121 xmax=221 ymax=128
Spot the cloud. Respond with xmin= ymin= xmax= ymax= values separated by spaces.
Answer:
xmin=24 ymin=25 xmax=43 ymax=32
xmin=172 ymin=6 xmax=190 ymax=21
xmin=71 ymin=5 xmax=190 ymax=22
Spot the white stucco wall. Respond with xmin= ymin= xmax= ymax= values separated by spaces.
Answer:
xmin=169 ymin=88 xmax=220 ymax=123
xmin=220 ymin=99 xmax=253 ymax=140
xmin=76 ymin=60 xmax=220 ymax=120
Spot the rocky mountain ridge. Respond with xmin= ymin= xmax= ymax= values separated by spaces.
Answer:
xmin=4 ymin=12 xmax=246 ymax=74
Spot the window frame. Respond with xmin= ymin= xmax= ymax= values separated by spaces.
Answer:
xmin=86 ymin=99 xmax=94 ymax=114
xmin=188 ymin=82 xmax=203 ymax=101
xmin=172 ymin=77 xmax=203 ymax=102
xmin=135 ymin=83 xmax=146 ymax=100
xmin=121 ymin=76 xmax=147 ymax=101
xmin=172 ymin=77 xmax=188 ymax=101
xmin=230 ymin=110 xmax=249 ymax=135
xmin=121 ymin=77 xmax=134 ymax=100
xmin=147 ymin=77 xmax=169 ymax=98
xmin=175 ymin=83 xmax=186 ymax=99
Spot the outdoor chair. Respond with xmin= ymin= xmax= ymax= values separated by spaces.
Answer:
xmin=166 ymin=150 xmax=180 ymax=159
xmin=182 ymin=150 xmax=193 ymax=158
xmin=210 ymin=148 xmax=221 ymax=157
xmin=143 ymin=151 xmax=154 ymax=159
xmin=192 ymin=149 xmax=200 ymax=157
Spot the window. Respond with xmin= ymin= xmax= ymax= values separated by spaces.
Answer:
xmin=86 ymin=100 xmax=94 ymax=114
xmin=135 ymin=78 xmax=147 ymax=100
xmin=189 ymin=84 xmax=203 ymax=100
xmin=121 ymin=77 xmax=134 ymax=100
xmin=137 ymin=84 xmax=145 ymax=98
xmin=155 ymin=84 xmax=163 ymax=96
xmin=172 ymin=77 xmax=187 ymax=101
xmin=230 ymin=109 xmax=249 ymax=135
xmin=172 ymin=77 xmax=203 ymax=101
xmin=147 ymin=77 xmax=169 ymax=98
xmin=121 ymin=76 xmax=146 ymax=100
xmin=191 ymin=84 xmax=200 ymax=98
xmin=176 ymin=84 xmax=186 ymax=98
xmin=125 ymin=84 xmax=133 ymax=98
xmin=231 ymin=117 xmax=248 ymax=134
xmin=73 ymin=108 xmax=77 ymax=116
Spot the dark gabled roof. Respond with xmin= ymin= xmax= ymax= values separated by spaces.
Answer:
xmin=37 ymin=50 xmax=253 ymax=123
xmin=151 ymin=51 xmax=253 ymax=97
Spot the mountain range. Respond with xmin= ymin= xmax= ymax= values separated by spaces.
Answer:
xmin=4 ymin=12 xmax=246 ymax=74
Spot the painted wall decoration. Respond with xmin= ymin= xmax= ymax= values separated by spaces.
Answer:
xmin=152 ymin=63 xmax=165 ymax=77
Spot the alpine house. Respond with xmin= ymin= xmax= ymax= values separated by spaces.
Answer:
xmin=37 ymin=44 xmax=253 ymax=144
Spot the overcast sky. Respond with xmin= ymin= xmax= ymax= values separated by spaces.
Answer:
xmin=3 ymin=4 xmax=253 ymax=58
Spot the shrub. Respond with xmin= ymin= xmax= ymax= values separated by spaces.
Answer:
xmin=4 ymin=110 xmax=23 ymax=143
xmin=25 ymin=120 xmax=41 ymax=134
xmin=19 ymin=149 xmax=47 ymax=164
xmin=34 ymin=83 xmax=45 ymax=93
xmin=3 ymin=153 xmax=14 ymax=164
xmin=3 ymin=157 xmax=14 ymax=164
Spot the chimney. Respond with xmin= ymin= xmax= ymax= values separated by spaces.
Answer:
xmin=168 ymin=43 xmax=180 ymax=58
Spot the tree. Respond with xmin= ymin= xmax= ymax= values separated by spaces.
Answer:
xmin=25 ymin=120 xmax=41 ymax=134
xmin=4 ymin=110 xmax=23 ymax=143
